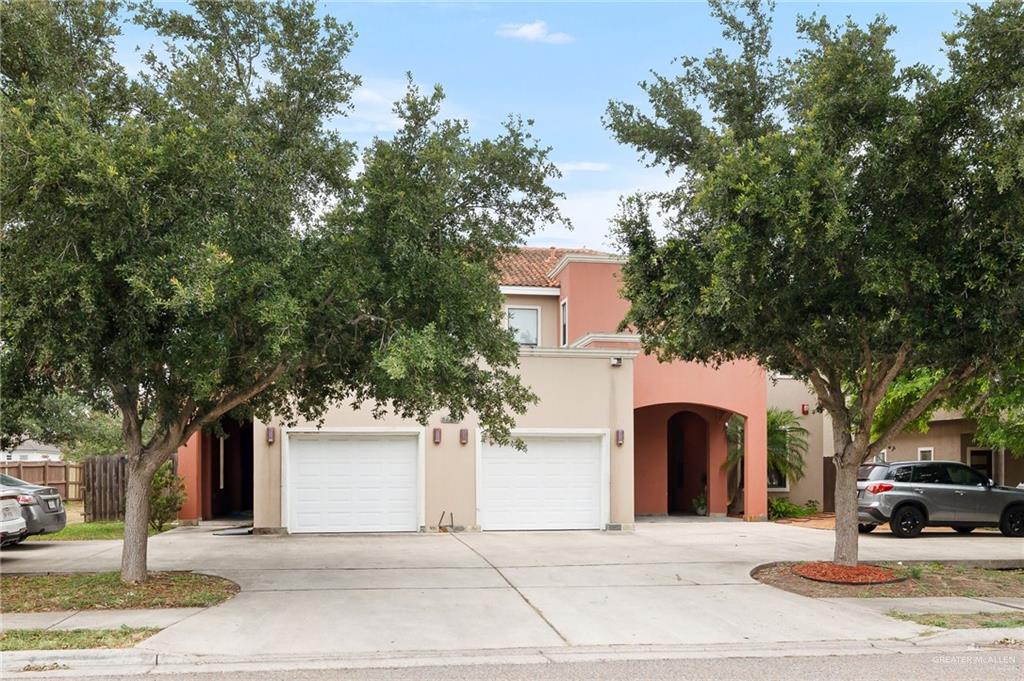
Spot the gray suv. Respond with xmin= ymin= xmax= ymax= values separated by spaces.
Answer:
xmin=857 ymin=461 xmax=1024 ymax=538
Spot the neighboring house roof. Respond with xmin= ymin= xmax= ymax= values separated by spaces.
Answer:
xmin=5 ymin=439 xmax=61 ymax=455
xmin=498 ymin=247 xmax=608 ymax=287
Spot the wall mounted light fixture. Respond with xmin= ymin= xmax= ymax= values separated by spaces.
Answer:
xmin=433 ymin=427 xmax=442 ymax=445
xmin=459 ymin=428 xmax=469 ymax=445
xmin=266 ymin=427 xmax=276 ymax=445
xmin=615 ymin=429 xmax=625 ymax=446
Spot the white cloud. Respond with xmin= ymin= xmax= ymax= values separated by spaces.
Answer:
xmin=530 ymin=170 xmax=678 ymax=250
xmin=497 ymin=21 xmax=575 ymax=45
xmin=558 ymin=161 xmax=611 ymax=174
xmin=335 ymin=80 xmax=406 ymax=134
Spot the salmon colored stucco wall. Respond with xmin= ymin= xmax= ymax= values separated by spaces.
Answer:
xmin=633 ymin=355 xmax=768 ymax=519
xmin=176 ymin=433 xmax=203 ymax=522
xmin=634 ymin=403 xmax=730 ymax=516
xmin=558 ymin=261 xmax=630 ymax=344
xmin=556 ymin=257 xmax=768 ymax=520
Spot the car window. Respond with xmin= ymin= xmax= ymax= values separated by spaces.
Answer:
xmin=912 ymin=464 xmax=952 ymax=484
xmin=947 ymin=464 xmax=988 ymax=486
xmin=0 ymin=473 xmax=27 ymax=486
xmin=888 ymin=466 xmax=913 ymax=482
xmin=858 ymin=465 xmax=889 ymax=481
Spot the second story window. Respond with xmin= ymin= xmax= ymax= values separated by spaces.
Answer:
xmin=506 ymin=307 xmax=539 ymax=346
xmin=560 ymin=299 xmax=568 ymax=347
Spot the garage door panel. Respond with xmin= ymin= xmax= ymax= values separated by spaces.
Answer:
xmin=480 ymin=435 xmax=604 ymax=531
xmin=287 ymin=434 xmax=419 ymax=533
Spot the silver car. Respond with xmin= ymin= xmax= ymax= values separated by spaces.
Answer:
xmin=857 ymin=461 xmax=1024 ymax=538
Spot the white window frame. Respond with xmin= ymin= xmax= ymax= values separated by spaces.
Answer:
xmin=875 ymin=449 xmax=888 ymax=463
xmin=475 ymin=428 xmax=611 ymax=531
xmin=504 ymin=305 xmax=541 ymax=347
xmin=767 ymin=466 xmax=789 ymax=492
xmin=279 ymin=426 xmax=426 ymax=533
xmin=917 ymin=447 xmax=934 ymax=462
xmin=560 ymin=298 xmax=569 ymax=347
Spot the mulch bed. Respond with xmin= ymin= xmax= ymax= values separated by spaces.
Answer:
xmin=792 ymin=561 xmax=902 ymax=585
xmin=753 ymin=561 xmax=1024 ymax=598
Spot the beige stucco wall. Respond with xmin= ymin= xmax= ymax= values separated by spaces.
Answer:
xmin=766 ymin=376 xmax=833 ymax=508
xmin=884 ymin=419 xmax=974 ymax=464
xmin=503 ymin=294 xmax=560 ymax=348
xmin=253 ymin=349 xmax=635 ymax=532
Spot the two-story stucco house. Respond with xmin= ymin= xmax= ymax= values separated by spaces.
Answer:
xmin=175 ymin=247 xmax=769 ymax=532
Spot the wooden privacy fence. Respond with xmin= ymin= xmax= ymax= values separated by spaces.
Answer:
xmin=0 ymin=461 xmax=83 ymax=500
xmin=82 ymin=453 xmax=177 ymax=522
xmin=83 ymin=455 xmax=128 ymax=522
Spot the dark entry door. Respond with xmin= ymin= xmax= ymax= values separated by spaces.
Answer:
xmin=968 ymin=449 xmax=993 ymax=480
xmin=667 ymin=411 xmax=708 ymax=514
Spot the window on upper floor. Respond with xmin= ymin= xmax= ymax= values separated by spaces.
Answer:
xmin=506 ymin=307 xmax=539 ymax=346
xmin=560 ymin=299 xmax=568 ymax=347
xmin=917 ymin=447 xmax=934 ymax=462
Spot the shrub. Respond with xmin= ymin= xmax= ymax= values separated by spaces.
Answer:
xmin=149 ymin=461 xmax=185 ymax=532
xmin=768 ymin=497 xmax=818 ymax=520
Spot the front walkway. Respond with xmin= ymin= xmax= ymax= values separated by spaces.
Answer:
xmin=1 ymin=520 xmax=1020 ymax=657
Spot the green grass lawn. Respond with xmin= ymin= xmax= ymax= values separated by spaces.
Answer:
xmin=27 ymin=521 xmax=165 ymax=541
xmin=0 ymin=572 xmax=239 ymax=612
xmin=0 ymin=626 xmax=159 ymax=651
xmin=890 ymin=611 xmax=1024 ymax=629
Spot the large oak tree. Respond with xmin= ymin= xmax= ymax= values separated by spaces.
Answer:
xmin=2 ymin=0 xmax=562 ymax=581
xmin=606 ymin=0 xmax=1024 ymax=563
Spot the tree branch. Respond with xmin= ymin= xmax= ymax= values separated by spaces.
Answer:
xmin=867 ymin=362 xmax=985 ymax=461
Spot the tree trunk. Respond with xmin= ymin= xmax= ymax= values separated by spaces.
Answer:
xmin=120 ymin=457 xmax=162 ymax=584
xmin=832 ymin=456 xmax=860 ymax=566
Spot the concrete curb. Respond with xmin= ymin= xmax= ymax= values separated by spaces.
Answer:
xmin=4 ymin=631 xmax=1022 ymax=678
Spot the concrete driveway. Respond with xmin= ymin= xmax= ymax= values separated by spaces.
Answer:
xmin=2 ymin=518 xmax=1020 ymax=657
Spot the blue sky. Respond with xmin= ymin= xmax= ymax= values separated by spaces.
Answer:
xmin=117 ymin=2 xmax=972 ymax=250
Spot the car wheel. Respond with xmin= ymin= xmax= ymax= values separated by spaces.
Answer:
xmin=890 ymin=506 xmax=925 ymax=538
xmin=858 ymin=524 xmax=876 ymax=534
xmin=1000 ymin=505 xmax=1024 ymax=538
xmin=952 ymin=526 xmax=974 ymax=535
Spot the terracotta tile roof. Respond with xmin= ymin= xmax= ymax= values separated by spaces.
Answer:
xmin=498 ymin=247 xmax=608 ymax=287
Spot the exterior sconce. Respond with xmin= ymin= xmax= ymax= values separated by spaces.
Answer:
xmin=266 ymin=427 xmax=276 ymax=444
xmin=459 ymin=428 xmax=469 ymax=445
xmin=801 ymin=404 xmax=810 ymax=415
xmin=615 ymin=429 xmax=625 ymax=446
xmin=433 ymin=427 xmax=442 ymax=445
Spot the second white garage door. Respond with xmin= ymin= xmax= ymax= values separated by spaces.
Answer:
xmin=286 ymin=432 xmax=420 ymax=533
xmin=478 ymin=434 xmax=606 ymax=530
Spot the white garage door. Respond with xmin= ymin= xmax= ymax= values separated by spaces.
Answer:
xmin=286 ymin=433 xmax=420 ymax=533
xmin=479 ymin=435 xmax=605 ymax=530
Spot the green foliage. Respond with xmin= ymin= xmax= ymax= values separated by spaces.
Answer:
xmin=607 ymin=0 xmax=1024 ymax=562
xmin=147 ymin=461 xmax=184 ymax=532
xmin=872 ymin=365 xmax=1024 ymax=456
xmin=767 ymin=497 xmax=817 ymax=520
xmin=1 ymin=393 xmax=125 ymax=460
xmin=1 ymin=0 xmax=563 ymax=468
xmin=725 ymin=408 xmax=809 ymax=482
xmin=607 ymin=0 xmax=1024 ymax=457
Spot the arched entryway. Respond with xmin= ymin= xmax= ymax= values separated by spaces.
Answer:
xmin=666 ymin=411 xmax=708 ymax=514
xmin=634 ymin=403 xmax=730 ymax=517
